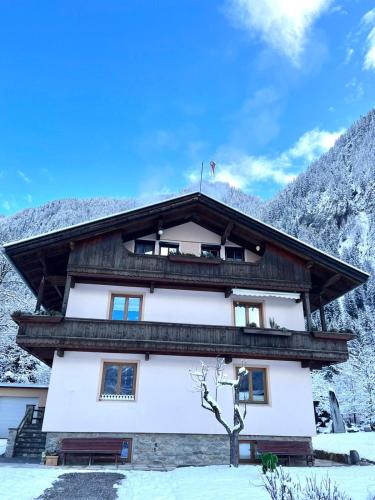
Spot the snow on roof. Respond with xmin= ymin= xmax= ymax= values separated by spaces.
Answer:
xmin=2 ymin=191 xmax=370 ymax=277
xmin=0 ymin=383 xmax=48 ymax=389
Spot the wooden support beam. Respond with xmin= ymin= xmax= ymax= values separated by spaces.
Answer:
xmin=221 ymin=222 xmax=234 ymax=245
xmin=224 ymin=288 xmax=232 ymax=298
xmin=145 ymin=353 xmax=150 ymax=361
xmin=319 ymin=296 xmax=327 ymax=332
xmin=322 ymin=273 xmax=341 ymax=290
xmin=150 ymin=282 xmax=155 ymax=294
xmin=61 ymin=275 xmax=72 ymax=316
xmin=224 ymin=356 xmax=232 ymax=364
xmin=46 ymin=275 xmax=66 ymax=286
xmin=70 ymin=277 xmax=76 ymax=289
xmin=303 ymin=291 xmax=312 ymax=332
xmin=156 ymin=219 xmax=164 ymax=240
xmin=56 ymin=348 xmax=65 ymax=358
xmin=34 ymin=276 xmax=45 ymax=312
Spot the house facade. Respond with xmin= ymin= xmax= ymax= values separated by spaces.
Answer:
xmin=3 ymin=193 xmax=368 ymax=467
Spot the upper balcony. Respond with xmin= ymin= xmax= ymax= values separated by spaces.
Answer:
xmin=13 ymin=314 xmax=354 ymax=369
xmin=67 ymin=232 xmax=311 ymax=292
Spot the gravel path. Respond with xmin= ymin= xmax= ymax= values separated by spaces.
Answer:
xmin=37 ymin=472 xmax=125 ymax=500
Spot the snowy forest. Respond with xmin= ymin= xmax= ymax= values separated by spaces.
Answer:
xmin=1 ymin=109 xmax=374 ymax=428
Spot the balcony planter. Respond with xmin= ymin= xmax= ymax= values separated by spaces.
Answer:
xmin=243 ymin=327 xmax=292 ymax=337
xmin=168 ymin=254 xmax=221 ymax=265
xmin=11 ymin=314 xmax=63 ymax=325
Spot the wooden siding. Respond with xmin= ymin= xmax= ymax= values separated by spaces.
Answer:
xmin=16 ymin=316 xmax=351 ymax=367
xmin=67 ymin=233 xmax=311 ymax=291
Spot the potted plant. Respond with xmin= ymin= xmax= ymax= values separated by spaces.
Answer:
xmin=44 ymin=449 xmax=59 ymax=466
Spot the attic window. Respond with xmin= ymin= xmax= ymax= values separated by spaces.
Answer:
xmin=134 ymin=240 xmax=155 ymax=255
xmin=159 ymin=242 xmax=179 ymax=256
xmin=201 ymin=245 xmax=220 ymax=258
xmin=225 ymin=247 xmax=244 ymax=261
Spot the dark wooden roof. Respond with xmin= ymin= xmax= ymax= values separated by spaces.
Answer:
xmin=3 ymin=192 xmax=369 ymax=312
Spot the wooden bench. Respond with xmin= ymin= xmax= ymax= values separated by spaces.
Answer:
xmin=257 ymin=440 xmax=314 ymax=466
xmin=60 ymin=438 xmax=132 ymax=465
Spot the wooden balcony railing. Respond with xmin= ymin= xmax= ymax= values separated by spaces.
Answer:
xmin=67 ymin=234 xmax=311 ymax=291
xmin=14 ymin=315 xmax=353 ymax=367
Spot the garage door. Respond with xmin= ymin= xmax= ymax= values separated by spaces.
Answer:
xmin=0 ymin=397 xmax=39 ymax=438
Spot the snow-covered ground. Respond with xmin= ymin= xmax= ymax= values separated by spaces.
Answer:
xmin=0 ymin=439 xmax=7 ymax=456
xmin=313 ymin=432 xmax=375 ymax=462
xmin=1 ymin=464 xmax=375 ymax=500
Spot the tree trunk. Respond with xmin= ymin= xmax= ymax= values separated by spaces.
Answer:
xmin=229 ymin=432 xmax=239 ymax=467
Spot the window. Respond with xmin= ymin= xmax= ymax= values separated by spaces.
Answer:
xmin=110 ymin=295 xmax=142 ymax=321
xmin=234 ymin=302 xmax=263 ymax=327
xmin=159 ymin=242 xmax=179 ymax=256
xmin=134 ymin=240 xmax=155 ymax=255
xmin=239 ymin=441 xmax=260 ymax=463
xmin=100 ymin=362 xmax=137 ymax=400
xmin=237 ymin=367 xmax=268 ymax=404
xmin=201 ymin=244 xmax=221 ymax=258
xmin=225 ymin=247 xmax=244 ymax=261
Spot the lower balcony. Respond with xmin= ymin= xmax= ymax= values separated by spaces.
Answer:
xmin=13 ymin=315 xmax=353 ymax=368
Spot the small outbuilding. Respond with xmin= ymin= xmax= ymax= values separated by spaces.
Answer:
xmin=0 ymin=383 xmax=48 ymax=438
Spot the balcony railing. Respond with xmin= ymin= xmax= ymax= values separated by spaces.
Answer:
xmin=67 ymin=237 xmax=311 ymax=291
xmin=14 ymin=315 xmax=353 ymax=367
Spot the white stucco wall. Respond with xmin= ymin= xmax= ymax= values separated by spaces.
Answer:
xmin=66 ymin=283 xmax=306 ymax=331
xmin=43 ymin=351 xmax=316 ymax=437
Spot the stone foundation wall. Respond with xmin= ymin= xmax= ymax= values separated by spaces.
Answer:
xmin=45 ymin=432 xmax=312 ymax=469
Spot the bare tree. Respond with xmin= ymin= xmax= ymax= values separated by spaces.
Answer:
xmin=190 ymin=358 xmax=248 ymax=467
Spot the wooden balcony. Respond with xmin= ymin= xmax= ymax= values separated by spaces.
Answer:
xmin=14 ymin=315 xmax=353 ymax=368
xmin=67 ymin=235 xmax=311 ymax=292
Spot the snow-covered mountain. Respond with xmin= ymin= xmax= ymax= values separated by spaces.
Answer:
xmin=1 ymin=109 xmax=374 ymax=423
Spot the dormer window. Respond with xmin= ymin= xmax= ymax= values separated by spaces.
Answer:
xmin=134 ymin=240 xmax=155 ymax=255
xmin=225 ymin=247 xmax=244 ymax=261
xmin=201 ymin=245 xmax=220 ymax=258
xmin=159 ymin=242 xmax=179 ymax=256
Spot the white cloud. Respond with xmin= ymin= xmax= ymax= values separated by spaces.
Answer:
xmin=187 ymin=127 xmax=344 ymax=192
xmin=362 ymin=8 xmax=375 ymax=71
xmin=226 ymin=0 xmax=332 ymax=65
xmin=17 ymin=170 xmax=31 ymax=183
xmin=344 ymin=47 xmax=354 ymax=64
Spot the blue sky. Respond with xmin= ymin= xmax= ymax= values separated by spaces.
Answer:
xmin=1 ymin=0 xmax=375 ymax=214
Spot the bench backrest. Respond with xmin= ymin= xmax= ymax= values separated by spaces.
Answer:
xmin=257 ymin=440 xmax=312 ymax=455
xmin=61 ymin=438 xmax=126 ymax=453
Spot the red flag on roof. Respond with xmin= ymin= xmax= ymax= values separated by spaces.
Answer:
xmin=210 ymin=160 xmax=216 ymax=176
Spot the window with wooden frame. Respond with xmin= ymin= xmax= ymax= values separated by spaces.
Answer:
xmin=201 ymin=244 xmax=221 ymax=258
xmin=110 ymin=294 xmax=143 ymax=321
xmin=233 ymin=302 xmax=263 ymax=327
xmin=225 ymin=246 xmax=244 ymax=262
xmin=134 ymin=240 xmax=155 ymax=255
xmin=159 ymin=242 xmax=179 ymax=256
xmin=100 ymin=362 xmax=137 ymax=401
xmin=238 ymin=440 xmax=261 ymax=463
xmin=236 ymin=367 xmax=268 ymax=404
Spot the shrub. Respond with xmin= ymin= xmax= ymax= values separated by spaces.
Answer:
xmin=262 ymin=467 xmax=350 ymax=500
xmin=262 ymin=453 xmax=278 ymax=474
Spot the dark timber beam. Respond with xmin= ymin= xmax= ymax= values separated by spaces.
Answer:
xmin=61 ymin=275 xmax=72 ymax=316
xmin=224 ymin=356 xmax=232 ymax=364
xmin=221 ymin=222 xmax=234 ymax=245
xmin=34 ymin=276 xmax=45 ymax=313
xmin=56 ymin=348 xmax=65 ymax=358
xmin=319 ymin=295 xmax=327 ymax=331
xmin=156 ymin=219 xmax=164 ymax=240
xmin=224 ymin=288 xmax=232 ymax=298
xmin=303 ymin=291 xmax=312 ymax=332
xmin=145 ymin=352 xmax=150 ymax=361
